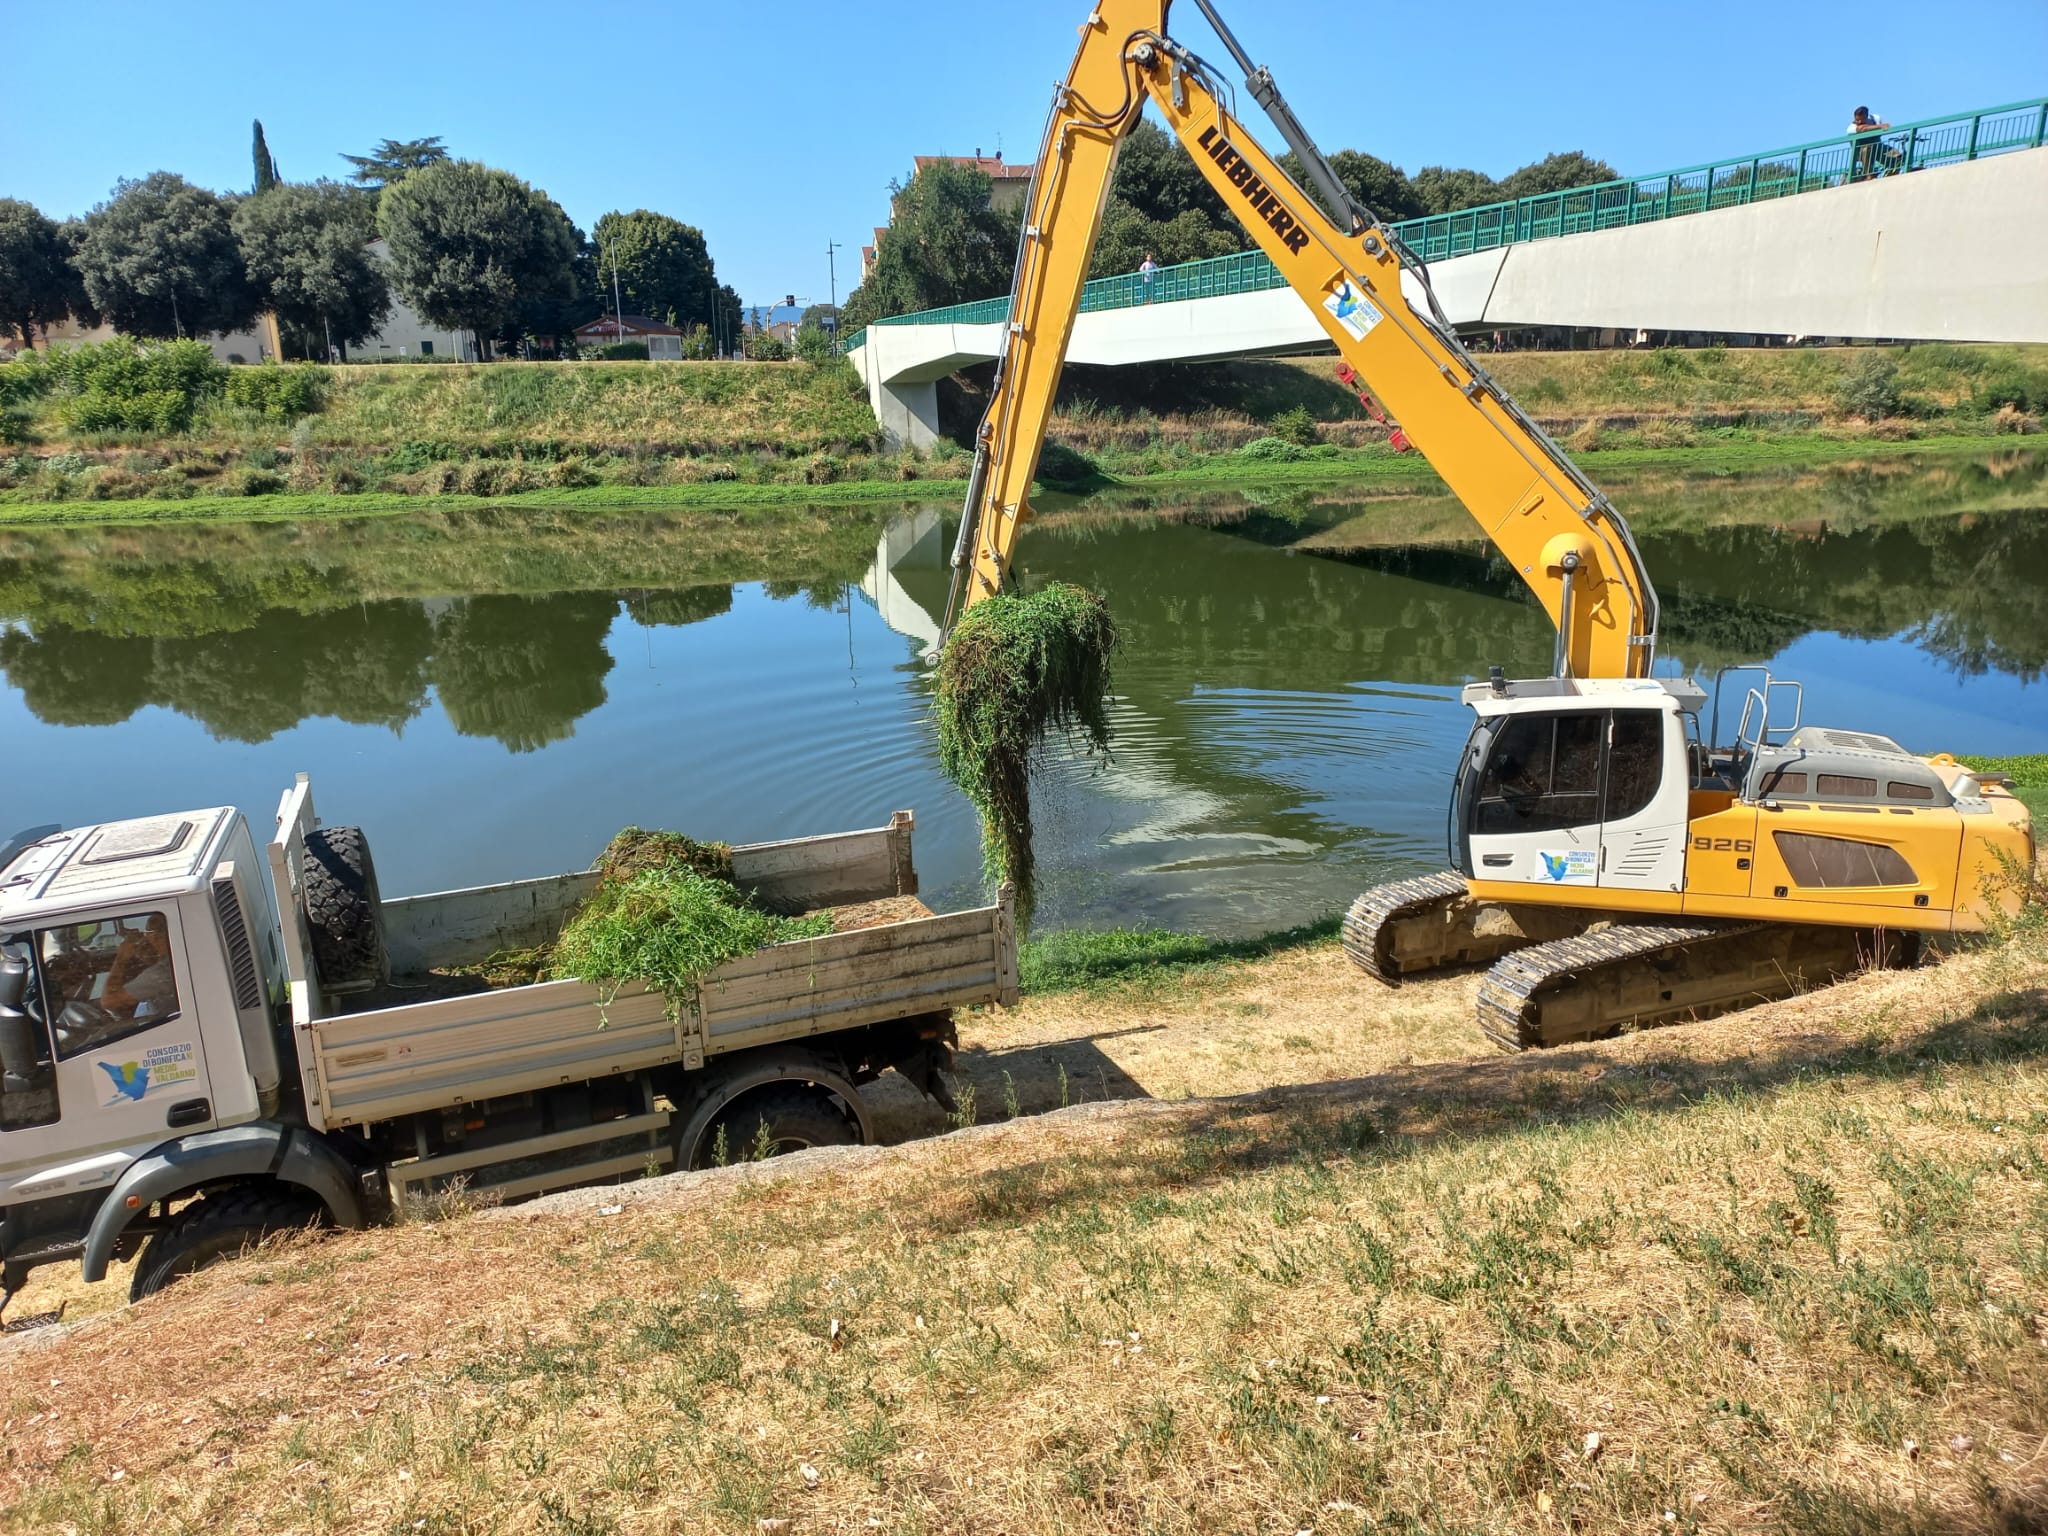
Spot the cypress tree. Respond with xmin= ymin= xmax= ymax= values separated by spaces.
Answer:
xmin=252 ymin=120 xmax=280 ymax=194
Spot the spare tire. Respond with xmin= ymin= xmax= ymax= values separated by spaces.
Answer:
xmin=301 ymin=825 xmax=388 ymax=993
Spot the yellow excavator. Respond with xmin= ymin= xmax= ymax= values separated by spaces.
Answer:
xmin=942 ymin=0 xmax=2037 ymax=1048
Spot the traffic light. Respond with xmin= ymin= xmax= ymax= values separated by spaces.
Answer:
xmin=784 ymin=294 xmax=796 ymax=310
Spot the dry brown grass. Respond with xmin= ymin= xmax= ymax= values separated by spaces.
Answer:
xmin=5 ymin=911 xmax=2045 ymax=1535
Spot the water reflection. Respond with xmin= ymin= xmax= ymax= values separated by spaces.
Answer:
xmin=2 ymin=449 xmax=2044 ymax=934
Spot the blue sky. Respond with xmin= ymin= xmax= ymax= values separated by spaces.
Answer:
xmin=6 ymin=0 xmax=2044 ymax=309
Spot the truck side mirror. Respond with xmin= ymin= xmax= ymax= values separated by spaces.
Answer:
xmin=0 ymin=953 xmax=35 ymax=1090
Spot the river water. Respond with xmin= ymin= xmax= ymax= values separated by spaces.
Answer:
xmin=3 ymin=448 xmax=2044 ymax=936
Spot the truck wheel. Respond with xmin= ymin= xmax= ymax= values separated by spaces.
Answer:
xmin=129 ymin=1186 xmax=325 ymax=1301
xmin=689 ymin=1086 xmax=858 ymax=1170
xmin=302 ymin=825 xmax=388 ymax=992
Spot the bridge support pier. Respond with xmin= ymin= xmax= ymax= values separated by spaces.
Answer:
xmin=870 ymin=377 xmax=941 ymax=451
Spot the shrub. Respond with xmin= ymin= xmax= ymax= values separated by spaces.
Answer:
xmin=224 ymin=362 xmax=327 ymax=421
xmin=1970 ymin=361 xmax=2048 ymax=415
xmin=1990 ymin=403 xmax=2039 ymax=435
xmin=1270 ymin=405 xmax=1319 ymax=446
xmin=46 ymin=338 xmax=226 ymax=433
xmin=0 ymin=354 xmax=55 ymax=407
xmin=591 ymin=342 xmax=649 ymax=362
xmin=1237 ymin=435 xmax=1308 ymax=462
xmin=0 ymin=409 xmax=35 ymax=446
xmin=228 ymin=467 xmax=286 ymax=496
xmin=1034 ymin=441 xmax=1104 ymax=488
xmin=146 ymin=466 xmax=198 ymax=499
xmin=1831 ymin=352 xmax=1903 ymax=421
xmin=549 ymin=456 xmax=598 ymax=489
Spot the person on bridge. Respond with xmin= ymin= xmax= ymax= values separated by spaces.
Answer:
xmin=1139 ymin=252 xmax=1158 ymax=302
xmin=1848 ymin=106 xmax=1893 ymax=181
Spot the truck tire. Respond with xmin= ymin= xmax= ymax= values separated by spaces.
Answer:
xmin=129 ymin=1186 xmax=325 ymax=1301
xmin=689 ymin=1086 xmax=858 ymax=1170
xmin=302 ymin=825 xmax=388 ymax=992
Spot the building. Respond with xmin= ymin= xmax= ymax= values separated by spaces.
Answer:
xmin=864 ymin=151 xmax=1032 ymax=282
xmin=343 ymin=239 xmax=478 ymax=361
xmin=912 ymin=152 xmax=1033 ymax=214
xmin=10 ymin=313 xmax=280 ymax=365
xmin=573 ymin=314 xmax=688 ymax=359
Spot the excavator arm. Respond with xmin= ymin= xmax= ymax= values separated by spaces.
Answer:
xmin=943 ymin=0 xmax=1660 ymax=680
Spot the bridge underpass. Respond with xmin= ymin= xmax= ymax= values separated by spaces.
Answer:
xmin=845 ymin=101 xmax=2048 ymax=448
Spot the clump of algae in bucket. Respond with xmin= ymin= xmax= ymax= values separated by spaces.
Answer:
xmin=932 ymin=582 xmax=1118 ymax=925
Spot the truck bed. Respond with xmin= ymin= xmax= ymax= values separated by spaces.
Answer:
xmin=267 ymin=783 xmax=1016 ymax=1133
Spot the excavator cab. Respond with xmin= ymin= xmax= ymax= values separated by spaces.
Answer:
xmin=1450 ymin=676 xmax=1699 ymax=898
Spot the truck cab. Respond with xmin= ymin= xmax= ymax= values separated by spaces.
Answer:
xmin=1 ymin=807 xmax=292 ymax=1289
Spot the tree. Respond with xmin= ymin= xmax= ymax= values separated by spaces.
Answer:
xmin=1410 ymin=165 xmax=1503 ymax=215
xmin=1092 ymin=199 xmax=1240 ymax=278
xmin=1089 ymin=119 xmax=1247 ymax=278
xmin=251 ymin=120 xmax=280 ymax=194
xmin=377 ymin=161 xmax=578 ymax=360
xmin=1111 ymin=120 xmax=1239 ymax=233
xmin=592 ymin=210 xmax=723 ymax=331
xmin=840 ymin=162 xmax=1014 ymax=329
xmin=0 ymin=199 xmax=78 ymax=347
xmin=508 ymin=221 xmax=600 ymax=357
xmin=232 ymin=180 xmax=390 ymax=357
xmin=341 ymin=137 xmax=449 ymax=191
xmin=73 ymin=173 xmax=258 ymax=339
xmin=1496 ymin=151 xmax=1620 ymax=201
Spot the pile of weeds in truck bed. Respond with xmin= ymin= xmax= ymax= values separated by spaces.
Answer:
xmin=592 ymin=827 xmax=735 ymax=885
xmin=934 ymin=582 xmax=1117 ymax=925
xmin=553 ymin=865 xmax=831 ymax=1018
xmin=444 ymin=828 xmax=782 ymax=1003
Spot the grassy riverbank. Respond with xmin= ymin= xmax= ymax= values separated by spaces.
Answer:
xmin=1 ymin=344 xmax=2042 ymax=523
xmin=5 ymin=886 xmax=2044 ymax=1534
xmin=0 ymin=427 xmax=2031 ymax=530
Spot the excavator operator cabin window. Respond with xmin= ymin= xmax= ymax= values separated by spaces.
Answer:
xmin=0 ymin=937 xmax=59 ymax=1131
xmin=1604 ymin=711 xmax=1664 ymax=822
xmin=1474 ymin=712 xmax=1603 ymax=835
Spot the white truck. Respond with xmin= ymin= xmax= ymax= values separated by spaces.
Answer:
xmin=0 ymin=776 xmax=1016 ymax=1304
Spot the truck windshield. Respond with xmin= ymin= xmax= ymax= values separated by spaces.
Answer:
xmin=0 ymin=937 xmax=59 ymax=1131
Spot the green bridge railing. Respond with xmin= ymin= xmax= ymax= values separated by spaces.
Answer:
xmin=839 ymin=95 xmax=2047 ymax=355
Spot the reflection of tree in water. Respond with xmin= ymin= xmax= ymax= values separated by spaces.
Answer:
xmin=0 ymin=595 xmax=631 ymax=752
xmin=1309 ymin=510 xmax=2048 ymax=683
xmin=430 ymin=595 xmax=617 ymax=753
xmin=0 ymin=625 xmax=156 ymax=726
xmin=1642 ymin=513 xmax=2048 ymax=681
xmin=622 ymin=585 xmax=734 ymax=629
xmin=0 ymin=605 xmax=433 ymax=741
xmin=762 ymin=579 xmax=847 ymax=612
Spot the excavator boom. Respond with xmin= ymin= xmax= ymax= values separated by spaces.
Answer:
xmin=944 ymin=0 xmax=1660 ymax=681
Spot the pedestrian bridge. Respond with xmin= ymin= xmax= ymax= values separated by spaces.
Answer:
xmin=845 ymin=100 xmax=2048 ymax=447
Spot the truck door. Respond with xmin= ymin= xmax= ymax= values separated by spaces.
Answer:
xmin=37 ymin=906 xmax=218 ymax=1169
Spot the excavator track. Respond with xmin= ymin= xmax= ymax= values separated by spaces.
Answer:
xmin=1343 ymin=871 xmax=1599 ymax=985
xmin=1341 ymin=872 xmax=1472 ymax=983
xmin=1475 ymin=920 xmax=1907 ymax=1052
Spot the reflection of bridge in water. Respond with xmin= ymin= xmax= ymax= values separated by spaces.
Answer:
xmin=855 ymin=507 xmax=946 ymax=652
